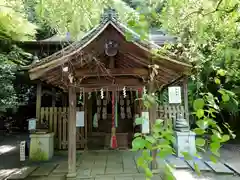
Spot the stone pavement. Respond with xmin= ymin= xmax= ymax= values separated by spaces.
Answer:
xmin=1 ymin=134 xmax=240 ymax=180
xmin=73 ymin=150 xmax=162 ymax=180
xmin=7 ymin=151 xmax=161 ymax=180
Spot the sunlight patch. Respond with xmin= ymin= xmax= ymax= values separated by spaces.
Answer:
xmin=0 ymin=145 xmax=16 ymax=155
xmin=172 ymin=170 xmax=215 ymax=180
xmin=0 ymin=168 xmax=18 ymax=178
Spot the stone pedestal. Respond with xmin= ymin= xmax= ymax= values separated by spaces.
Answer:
xmin=173 ymin=131 xmax=196 ymax=157
xmin=30 ymin=133 xmax=54 ymax=161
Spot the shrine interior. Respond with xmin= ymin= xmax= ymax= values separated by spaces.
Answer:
xmin=87 ymin=90 xmax=138 ymax=150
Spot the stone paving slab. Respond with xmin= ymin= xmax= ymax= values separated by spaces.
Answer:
xmin=7 ymin=167 xmax=37 ymax=180
xmin=166 ymin=155 xmax=189 ymax=169
xmin=0 ymin=168 xmax=18 ymax=180
xmin=205 ymin=161 xmax=234 ymax=174
xmin=225 ymin=163 xmax=240 ymax=176
xmin=52 ymin=162 xmax=68 ymax=174
xmin=26 ymin=174 xmax=66 ymax=180
xmin=186 ymin=160 xmax=212 ymax=171
xmin=181 ymin=171 xmax=239 ymax=180
xmin=31 ymin=164 xmax=57 ymax=176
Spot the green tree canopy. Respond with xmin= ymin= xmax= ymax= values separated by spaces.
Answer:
xmin=33 ymin=0 xmax=138 ymax=39
xmin=159 ymin=0 xmax=240 ymax=115
xmin=0 ymin=0 xmax=37 ymax=114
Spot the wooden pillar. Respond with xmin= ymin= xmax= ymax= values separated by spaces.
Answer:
xmin=67 ymin=86 xmax=77 ymax=178
xmin=36 ymin=83 xmax=42 ymax=121
xmin=84 ymin=92 xmax=88 ymax=150
xmin=148 ymin=82 xmax=157 ymax=169
xmin=183 ymin=77 xmax=189 ymax=124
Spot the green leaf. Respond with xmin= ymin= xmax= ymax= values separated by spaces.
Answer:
xmin=181 ymin=152 xmax=192 ymax=160
xmin=157 ymin=149 xmax=173 ymax=158
xmin=155 ymin=119 xmax=164 ymax=125
xmin=193 ymin=98 xmax=205 ymax=110
xmin=145 ymin=167 xmax=153 ymax=178
xmin=137 ymin=156 xmax=145 ymax=166
xmin=193 ymin=128 xmax=205 ymax=135
xmin=134 ymin=133 xmax=142 ymax=137
xmin=135 ymin=117 xmax=144 ymax=125
xmin=214 ymin=78 xmax=221 ymax=85
xmin=196 ymin=138 xmax=206 ymax=147
xmin=194 ymin=162 xmax=201 ymax=175
xmin=211 ymin=134 xmax=221 ymax=142
xmin=132 ymin=137 xmax=146 ymax=150
xmin=210 ymin=142 xmax=221 ymax=157
xmin=196 ymin=120 xmax=208 ymax=129
xmin=210 ymin=155 xmax=218 ymax=163
xmin=145 ymin=136 xmax=156 ymax=143
xmin=196 ymin=109 xmax=204 ymax=118
xmin=222 ymin=94 xmax=230 ymax=102
xmin=217 ymin=69 xmax=226 ymax=76
xmin=221 ymin=135 xmax=230 ymax=143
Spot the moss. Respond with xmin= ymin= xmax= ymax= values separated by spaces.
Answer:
xmin=30 ymin=137 xmax=49 ymax=161
xmin=30 ymin=147 xmax=48 ymax=161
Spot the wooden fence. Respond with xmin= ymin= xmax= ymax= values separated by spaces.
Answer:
xmin=40 ymin=105 xmax=185 ymax=150
xmin=39 ymin=107 xmax=85 ymax=150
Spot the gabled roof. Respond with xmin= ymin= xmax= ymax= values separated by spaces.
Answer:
xmin=29 ymin=8 xmax=190 ymax=75
xmin=28 ymin=8 xmax=191 ymax=90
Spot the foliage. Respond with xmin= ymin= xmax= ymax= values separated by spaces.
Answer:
xmin=159 ymin=0 xmax=240 ymax=116
xmin=132 ymin=85 xmax=234 ymax=179
xmin=0 ymin=0 xmax=37 ymax=41
xmin=130 ymin=0 xmax=239 ymax=178
xmin=0 ymin=1 xmax=37 ymax=115
xmin=31 ymin=0 xmax=138 ymax=39
xmin=123 ymin=0 xmax=165 ymax=27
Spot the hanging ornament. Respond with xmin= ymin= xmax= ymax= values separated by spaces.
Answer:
xmin=143 ymin=86 xmax=147 ymax=95
xmin=123 ymin=86 xmax=126 ymax=98
xmin=78 ymin=93 xmax=82 ymax=105
xmin=79 ymin=88 xmax=83 ymax=100
xmin=88 ymin=92 xmax=91 ymax=99
xmin=100 ymin=88 xmax=104 ymax=99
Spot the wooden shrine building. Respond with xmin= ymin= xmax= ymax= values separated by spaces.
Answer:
xmin=26 ymin=9 xmax=191 ymax=177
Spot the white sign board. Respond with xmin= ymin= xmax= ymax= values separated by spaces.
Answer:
xmin=76 ymin=111 xmax=84 ymax=127
xmin=168 ymin=86 xmax=182 ymax=104
xmin=141 ymin=112 xmax=150 ymax=134
xmin=28 ymin=118 xmax=36 ymax=130
xmin=20 ymin=141 xmax=26 ymax=161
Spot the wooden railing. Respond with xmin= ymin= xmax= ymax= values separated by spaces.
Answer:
xmin=40 ymin=105 xmax=186 ymax=150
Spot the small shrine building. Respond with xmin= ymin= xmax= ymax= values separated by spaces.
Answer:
xmin=26 ymin=9 xmax=191 ymax=177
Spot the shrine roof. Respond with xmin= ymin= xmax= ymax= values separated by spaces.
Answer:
xmin=28 ymin=8 xmax=189 ymax=72
xmin=27 ymin=8 xmax=191 ymax=90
